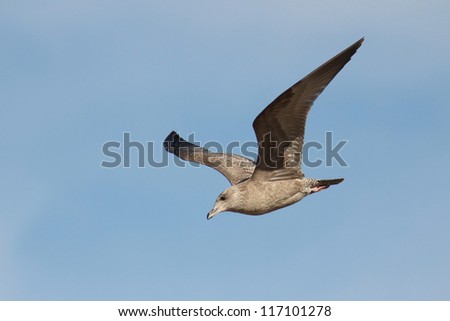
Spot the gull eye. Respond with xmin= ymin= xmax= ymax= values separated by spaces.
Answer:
xmin=219 ymin=195 xmax=226 ymax=201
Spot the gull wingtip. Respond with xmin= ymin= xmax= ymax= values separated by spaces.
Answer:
xmin=163 ymin=130 xmax=179 ymax=152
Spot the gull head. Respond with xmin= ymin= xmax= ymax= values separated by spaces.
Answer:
xmin=207 ymin=186 xmax=242 ymax=220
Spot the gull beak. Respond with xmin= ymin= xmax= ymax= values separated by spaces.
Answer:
xmin=207 ymin=206 xmax=222 ymax=220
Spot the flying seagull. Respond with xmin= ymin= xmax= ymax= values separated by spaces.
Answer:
xmin=164 ymin=38 xmax=363 ymax=220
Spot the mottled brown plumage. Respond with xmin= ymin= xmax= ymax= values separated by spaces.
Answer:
xmin=164 ymin=38 xmax=363 ymax=219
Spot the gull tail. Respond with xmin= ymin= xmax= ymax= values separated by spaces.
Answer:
xmin=316 ymin=178 xmax=344 ymax=187
xmin=310 ymin=178 xmax=344 ymax=193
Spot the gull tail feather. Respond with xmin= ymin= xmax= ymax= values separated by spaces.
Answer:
xmin=316 ymin=178 xmax=344 ymax=187
xmin=309 ymin=178 xmax=344 ymax=193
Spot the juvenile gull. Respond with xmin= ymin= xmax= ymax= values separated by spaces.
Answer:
xmin=164 ymin=38 xmax=363 ymax=219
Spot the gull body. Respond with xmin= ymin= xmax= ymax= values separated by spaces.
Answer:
xmin=207 ymin=178 xmax=329 ymax=218
xmin=164 ymin=38 xmax=363 ymax=220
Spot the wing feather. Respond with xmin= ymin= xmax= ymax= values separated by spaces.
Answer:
xmin=164 ymin=131 xmax=255 ymax=185
xmin=252 ymin=38 xmax=364 ymax=181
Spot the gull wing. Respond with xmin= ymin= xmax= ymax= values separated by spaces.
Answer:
xmin=252 ymin=38 xmax=363 ymax=181
xmin=164 ymin=131 xmax=256 ymax=185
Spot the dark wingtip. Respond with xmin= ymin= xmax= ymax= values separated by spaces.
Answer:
xmin=346 ymin=38 xmax=364 ymax=57
xmin=355 ymin=37 xmax=364 ymax=50
xmin=163 ymin=130 xmax=180 ymax=153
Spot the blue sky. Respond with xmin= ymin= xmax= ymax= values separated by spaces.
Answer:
xmin=1 ymin=1 xmax=449 ymax=300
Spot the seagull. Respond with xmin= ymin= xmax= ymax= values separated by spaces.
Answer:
xmin=164 ymin=38 xmax=363 ymax=220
